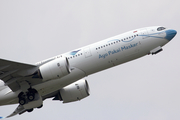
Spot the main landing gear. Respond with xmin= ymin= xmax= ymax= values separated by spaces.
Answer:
xmin=18 ymin=88 xmax=43 ymax=113
xmin=18 ymin=88 xmax=37 ymax=105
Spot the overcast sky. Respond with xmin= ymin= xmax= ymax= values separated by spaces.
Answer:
xmin=0 ymin=0 xmax=180 ymax=120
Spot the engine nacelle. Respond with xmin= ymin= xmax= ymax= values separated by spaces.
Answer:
xmin=39 ymin=57 xmax=71 ymax=81
xmin=55 ymin=79 xmax=90 ymax=103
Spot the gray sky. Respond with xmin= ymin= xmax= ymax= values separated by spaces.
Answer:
xmin=0 ymin=0 xmax=180 ymax=120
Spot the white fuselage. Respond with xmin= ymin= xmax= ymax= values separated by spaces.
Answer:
xmin=0 ymin=26 xmax=175 ymax=105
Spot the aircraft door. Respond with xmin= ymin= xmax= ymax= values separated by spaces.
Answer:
xmin=141 ymin=29 xmax=149 ymax=39
xmin=84 ymin=47 xmax=92 ymax=58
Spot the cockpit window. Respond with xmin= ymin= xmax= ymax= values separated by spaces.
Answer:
xmin=157 ymin=27 xmax=166 ymax=31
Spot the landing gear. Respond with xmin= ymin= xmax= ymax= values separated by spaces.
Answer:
xmin=27 ymin=88 xmax=37 ymax=101
xmin=37 ymin=104 xmax=43 ymax=109
xmin=19 ymin=98 xmax=26 ymax=105
xmin=18 ymin=87 xmax=43 ymax=115
xmin=18 ymin=92 xmax=26 ymax=105
xmin=17 ymin=81 xmax=43 ymax=114
xmin=27 ymin=108 xmax=34 ymax=112
xmin=18 ymin=88 xmax=37 ymax=105
xmin=27 ymin=93 xmax=35 ymax=101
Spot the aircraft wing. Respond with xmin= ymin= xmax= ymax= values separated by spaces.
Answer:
xmin=0 ymin=58 xmax=40 ymax=91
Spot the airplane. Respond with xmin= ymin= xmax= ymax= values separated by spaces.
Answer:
xmin=0 ymin=26 xmax=177 ymax=118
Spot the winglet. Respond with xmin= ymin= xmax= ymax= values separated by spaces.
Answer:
xmin=0 ymin=117 xmax=4 ymax=119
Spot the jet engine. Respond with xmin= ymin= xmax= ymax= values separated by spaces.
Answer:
xmin=54 ymin=79 xmax=90 ymax=103
xmin=37 ymin=57 xmax=71 ymax=81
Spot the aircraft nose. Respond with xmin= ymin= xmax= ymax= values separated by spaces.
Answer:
xmin=165 ymin=29 xmax=177 ymax=41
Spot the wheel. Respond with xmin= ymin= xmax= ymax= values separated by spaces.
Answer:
xmin=37 ymin=104 xmax=43 ymax=109
xmin=27 ymin=108 xmax=33 ymax=112
xmin=19 ymin=98 xmax=26 ymax=105
xmin=18 ymin=92 xmax=26 ymax=105
xmin=27 ymin=88 xmax=37 ymax=101
xmin=27 ymin=93 xmax=35 ymax=101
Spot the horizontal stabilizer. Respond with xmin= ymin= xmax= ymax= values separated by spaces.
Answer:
xmin=6 ymin=105 xmax=26 ymax=118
